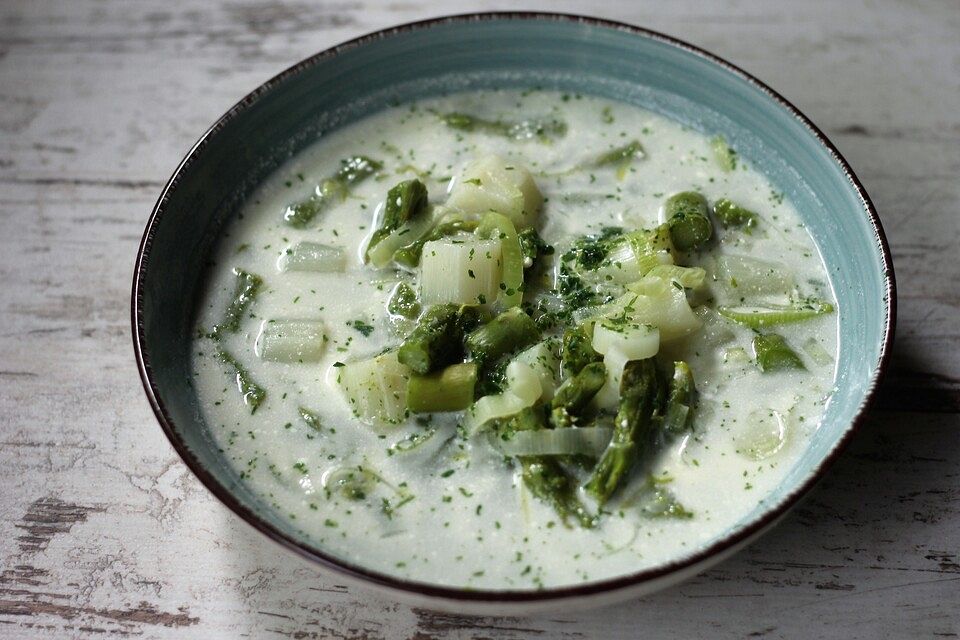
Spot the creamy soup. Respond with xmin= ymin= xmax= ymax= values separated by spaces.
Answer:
xmin=192 ymin=90 xmax=837 ymax=589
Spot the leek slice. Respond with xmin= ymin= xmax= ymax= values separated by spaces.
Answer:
xmin=394 ymin=214 xmax=479 ymax=268
xmin=513 ymin=341 xmax=560 ymax=401
xmin=591 ymin=319 xmax=660 ymax=360
xmin=445 ymin=155 xmax=543 ymax=229
xmin=366 ymin=210 xmax=436 ymax=269
xmin=716 ymin=255 xmax=795 ymax=297
xmin=576 ymin=274 xmax=701 ymax=341
xmin=419 ymin=237 xmax=502 ymax=306
xmin=717 ymin=299 xmax=834 ymax=328
xmin=645 ymin=264 xmax=706 ymax=289
xmin=624 ymin=276 xmax=702 ymax=341
xmin=573 ymin=267 xmax=702 ymax=342
xmin=736 ymin=409 xmax=787 ymax=460
xmin=336 ymin=351 xmax=410 ymax=424
xmin=504 ymin=360 xmax=543 ymax=405
xmin=495 ymin=427 xmax=613 ymax=457
xmin=592 ymin=347 xmax=631 ymax=410
xmin=571 ymin=226 xmax=675 ymax=286
xmin=724 ymin=346 xmax=751 ymax=365
xmin=695 ymin=306 xmax=736 ymax=346
xmin=278 ymin=242 xmax=346 ymax=273
xmin=464 ymin=392 xmax=530 ymax=435
xmin=255 ymin=319 xmax=326 ymax=363
xmin=590 ymin=235 xmax=668 ymax=284
xmin=465 ymin=361 xmax=542 ymax=434
xmin=803 ymin=337 xmax=835 ymax=366
xmin=477 ymin=212 xmax=524 ymax=308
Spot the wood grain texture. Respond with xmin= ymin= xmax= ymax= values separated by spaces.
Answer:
xmin=0 ymin=0 xmax=957 ymax=637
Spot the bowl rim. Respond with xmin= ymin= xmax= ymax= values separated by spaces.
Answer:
xmin=132 ymin=11 xmax=897 ymax=604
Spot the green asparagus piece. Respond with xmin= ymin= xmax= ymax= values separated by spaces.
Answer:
xmin=282 ymin=195 xmax=326 ymax=229
xmin=387 ymin=282 xmax=421 ymax=319
xmin=522 ymin=457 xmax=597 ymax=528
xmin=365 ymin=179 xmax=428 ymax=261
xmin=550 ymin=361 xmax=607 ymax=428
xmin=393 ymin=218 xmax=479 ymax=268
xmin=283 ymin=155 xmax=382 ymax=227
xmin=496 ymin=406 xmax=595 ymax=528
xmin=397 ymin=304 xmax=460 ymax=374
xmin=585 ymin=358 xmax=661 ymax=504
xmin=406 ymin=362 xmax=477 ymax=413
xmin=397 ymin=304 xmax=483 ymax=374
xmin=455 ymin=305 xmax=489 ymax=335
xmin=752 ymin=334 xmax=806 ymax=372
xmin=492 ymin=403 xmax=546 ymax=440
xmin=664 ymin=192 xmax=713 ymax=251
xmin=718 ymin=299 xmax=834 ymax=328
xmin=713 ymin=198 xmax=759 ymax=232
xmin=215 ymin=347 xmax=266 ymax=413
xmin=662 ymin=361 xmax=696 ymax=434
xmin=465 ymin=307 xmax=540 ymax=366
xmin=594 ymin=140 xmax=645 ymax=180
xmin=560 ymin=325 xmax=601 ymax=376
xmin=440 ymin=112 xmax=568 ymax=143
xmin=209 ymin=268 xmax=262 ymax=340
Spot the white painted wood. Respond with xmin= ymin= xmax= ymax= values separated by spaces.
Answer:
xmin=0 ymin=0 xmax=957 ymax=637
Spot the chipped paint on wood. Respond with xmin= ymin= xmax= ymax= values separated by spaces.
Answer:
xmin=15 ymin=498 xmax=106 ymax=555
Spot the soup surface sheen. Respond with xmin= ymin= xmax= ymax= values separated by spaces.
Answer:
xmin=193 ymin=90 xmax=837 ymax=589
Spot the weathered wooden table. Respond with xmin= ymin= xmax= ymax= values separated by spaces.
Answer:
xmin=1 ymin=1 xmax=957 ymax=637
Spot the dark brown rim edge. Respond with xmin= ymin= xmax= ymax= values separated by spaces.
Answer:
xmin=132 ymin=11 xmax=897 ymax=604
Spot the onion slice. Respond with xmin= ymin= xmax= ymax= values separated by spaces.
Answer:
xmin=494 ymin=427 xmax=613 ymax=457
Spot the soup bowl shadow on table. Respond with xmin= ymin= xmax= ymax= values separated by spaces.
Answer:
xmin=132 ymin=12 xmax=895 ymax=614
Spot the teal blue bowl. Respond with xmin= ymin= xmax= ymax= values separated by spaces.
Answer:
xmin=133 ymin=13 xmax=895 ymax=612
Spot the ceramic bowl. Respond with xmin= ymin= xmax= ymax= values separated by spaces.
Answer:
xmin=132 ymin=12 xmax=895 ymax=614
